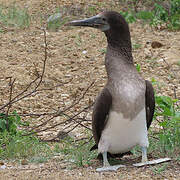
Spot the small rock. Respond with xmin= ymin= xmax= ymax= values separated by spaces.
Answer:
xmin=157 ymin=58 xmax=164 ymax=62
xmin=82 ymin=50 xmax=87 ymax=54
xmin=21 ymin=159 xmax=28 ymax=165
xmin=0 ymin=165 xmax=6 ymax=169
xmin=83 ymin=164 xmax=89 ymax=168
xmin=57 ymin=131 xmax=69 ymax=139
xmin=151 ymin=41 xmax=164 ymax=48
xmin=73 ymin=53 xmax=78 ymax=56
xmin=47 ymin=13 xmax=62 ymax=23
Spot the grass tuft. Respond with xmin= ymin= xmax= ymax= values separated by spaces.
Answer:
xmin=0 ymin=111 xmax=52 ymax=162
xmin=0 ymin=4 xmax=30 ymax=30
xmin=56 ymin=134 xmax=97 ymax=168
xmin=47 ymin=12 xmax=69 ymax=31
xmin=120 ymin=0 xmax=180 ymax=30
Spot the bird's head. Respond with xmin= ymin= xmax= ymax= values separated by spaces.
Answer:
xmin=65 ymin=11 xmax=131 ymax=48
xmin=66 ymin=11 xmax=128 ymax=32
xmin=65 ymin=12 xmax=110 ymax=31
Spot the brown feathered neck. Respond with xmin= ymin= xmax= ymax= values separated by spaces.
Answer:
xmin=103 ymin=11 xmax=133 ymax=63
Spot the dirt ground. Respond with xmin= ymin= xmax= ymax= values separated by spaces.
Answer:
xmin=0 ymin=0 xmax=180 ymax=179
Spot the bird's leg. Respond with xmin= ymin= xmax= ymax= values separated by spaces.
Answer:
xmin=102 ymin=151 xmax=110 ymax=167
xmin=133 ymin=146 xmax=171 ymax=167
xmin=141 ymin=146 xmax=148 ymax=163
xmin=96 ymin=152 xmax=125 ymax=172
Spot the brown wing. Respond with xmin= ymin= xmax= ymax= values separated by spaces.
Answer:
xmin=90 ymin=88 xmax=133 ymax=158
xmin=145 ymin=80 xmax=155 ymax=129
xmin=90 ymin=88 xmax=112 ymax=151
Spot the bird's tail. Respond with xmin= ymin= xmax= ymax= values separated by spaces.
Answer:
xmin=90 ymin=144 xmax=133 ymax=159
xmin=90 ymin=144 xmax=98 ymax=151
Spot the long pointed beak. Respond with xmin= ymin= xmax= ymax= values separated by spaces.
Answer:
xmin=65 ymin=15 xmax=106 ymax=29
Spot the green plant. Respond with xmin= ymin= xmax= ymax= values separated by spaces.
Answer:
xmin=132 ymin=43 xmax=141 ymax=49
xmin=136 ymin=11 xmax=153 ymax=21
xmin=87 ymin=6 xmax=97 ymax=15
xmin=151 ymin=77 xmax=162 ymax=90
xmin=0 ymin=110 xmax=20 ymax=134
xmin=90 ymin=33 xmax=96 ymax=39
xmin=150 ymin=1 xmax=180 ymax=30
xmin=0 ymin=111 xmax=52 ymax=161
xmin=177 ymin=60 xmax=180 ymax=66
xmin=120 ymin=11 xmax=136 ymax=23
xmin=151 ymin=164 xmax=168 ymax=175
xmin=152 ymin=3 xmax=169 ymax=25
xmin=131 ymin=78 xmax=179 ymax=158
xmin=121 ymin=0 xmax=180 ymax=30
xmin=154 ymin=95 xmax=180 ymax=154
xmin=75 ymin=34 xmax=82 ymax=46
xmin=29 ymin=156 xmax=49 ymax=163
xmin=167 ymin=13 xmax=180 ymax=30
xmin=58 ymin=134 xmax=97 ymax=167
xmin=47 ymin=12 xmax=68 ymax=31
xmin=135 ymin=63 xmax=141 ymax=72
xmin=0 ymin=132 xmax=52 ymax=160
xmin=98 ymin=48 xmax=106 ymax=54
xmin=0 ymin=4 xmax=30 ymax=29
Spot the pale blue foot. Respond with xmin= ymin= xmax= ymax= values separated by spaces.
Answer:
xmin=133 ymin=147 xmax=171 ymax=167
xmin=141 ymin=146 xmax=148 ymax=163
xmin=96 ymin=152 xmax=126 ymax=172
xmin=96 ymin=164 xmax=126 ymax=172
xmin=133 ymin=158 xmax=171 ymax=167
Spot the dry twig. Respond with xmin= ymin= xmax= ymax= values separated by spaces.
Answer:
xmin=0 ymin=28 xmax=94 ymax=142
xmin=0 ymin=29 xmax=48 ymax=111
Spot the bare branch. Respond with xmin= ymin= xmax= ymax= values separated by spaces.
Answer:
xmin=0 ymin=28 xmax=94 ymax=142
xmin=5 ymin=77 xmax=16 ymax=129
xmin=57 ymin=81 xmax=95 ymax=115
xmin=0 ymin=29 xmax=48 ymax=111
xmin=23 ymin=103 xmax=93 ymax=136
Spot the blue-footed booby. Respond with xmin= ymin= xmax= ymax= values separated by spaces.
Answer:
xmin=64 ymin=11 xmax=171 ymax=172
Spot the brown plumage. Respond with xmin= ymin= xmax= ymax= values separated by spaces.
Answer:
xmin=66 ymin=11 xmax=155 ymax=171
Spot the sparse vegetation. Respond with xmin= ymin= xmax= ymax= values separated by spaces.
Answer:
xmin=132 ymin=43 xmax=142 ymax=49
xmin=120 ymin=11 xmax=136 ymax=23
xmin=135 ymin=63 xmax=141 ymax=72
xmin=55 ymin=135 xmax=97 ymax=167
xmin=132 ymin=68 xmax=180 ymax=159
xmin=0 ymin=112 xmax=52 ymax=161
xmin=54 ymin=79 xmax=179 ymax=168
xmin=0 ymin=4 xmax=30 ymax=30
xmin=47 ymin=11 xmax=69 ymax=31
xmin=120 ymin=0 xmax=180 ymax=30
xmin=151 ymin=163 xmax=168 ymax=175
xmin=150 ymin=94 xmax=180 ymax=155
xmin=0 ymin=0 xmax=179 ymax=179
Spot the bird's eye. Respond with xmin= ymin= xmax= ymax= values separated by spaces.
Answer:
xmin=102 ymin=17 xmax=106 ymax=21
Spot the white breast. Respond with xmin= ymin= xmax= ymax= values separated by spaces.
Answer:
xmin=98 ymin=108 xmax=149 ymax=154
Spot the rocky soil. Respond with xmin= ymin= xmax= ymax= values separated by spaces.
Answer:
xmin=0 ymin=0 xmax=179 ymax=179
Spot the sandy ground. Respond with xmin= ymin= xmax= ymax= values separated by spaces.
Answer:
xmin=0 ymin=0 xmax=179 ymax=179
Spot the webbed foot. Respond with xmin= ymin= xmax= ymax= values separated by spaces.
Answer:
xmin=133 ymin=158 xmax=171 ymax=167
xmin=96 ymin=164 xmax=126 ymax=172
